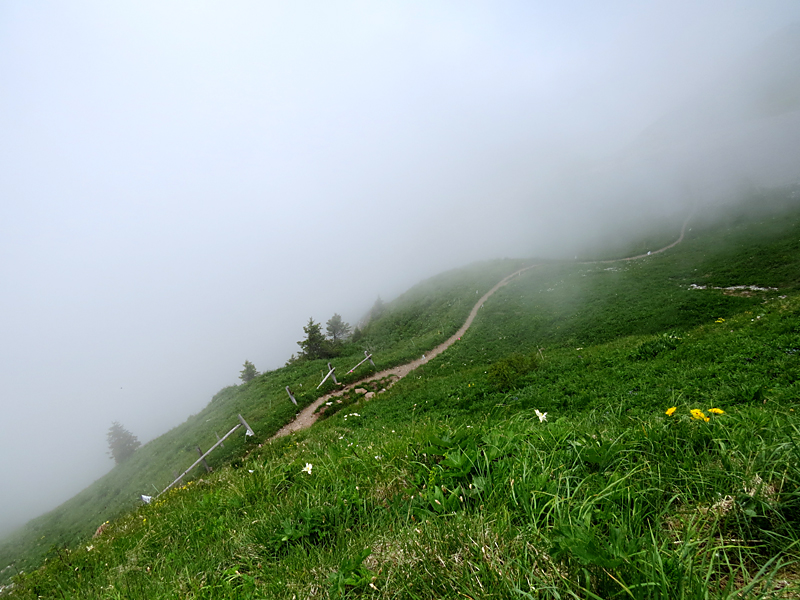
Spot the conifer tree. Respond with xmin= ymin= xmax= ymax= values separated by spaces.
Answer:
xmin=297 ymin=317 xmax=330 ymax=360
xmin=106 ymin=422 xmax=141 ymax=465
xmin=325 ymin=313 xmax=351 ymax=343
xmin=239 ymin=360 xmax=259 ymax=383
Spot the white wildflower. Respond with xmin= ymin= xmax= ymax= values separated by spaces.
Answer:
xmin=301 ymin=463 xmax=313 ymax=475
xmin=535 ymin=409 xmax=547 ymax=423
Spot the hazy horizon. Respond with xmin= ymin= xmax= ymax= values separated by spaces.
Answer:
xmin=2 ymin=1 xmax=800 ymax=538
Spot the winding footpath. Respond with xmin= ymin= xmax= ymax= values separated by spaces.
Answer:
xmin=271 ymin=210 xmax=695 ymax=440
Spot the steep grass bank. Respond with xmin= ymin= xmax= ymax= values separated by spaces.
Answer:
xmin=8 ymin=291 xmax=799 ymax=598
xmin=0 ymin=259 xmax=526 ymax=585
xmin=4 ymin=190 xmax=800 ymax=597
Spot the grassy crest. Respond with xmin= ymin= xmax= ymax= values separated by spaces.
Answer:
xmin=3 ymin=189 xmax=800 ymax=598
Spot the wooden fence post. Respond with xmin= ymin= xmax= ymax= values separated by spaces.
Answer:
xmin=317 ymin=366 xmax=336 ymax=389
xmin=196 ymin=446 xmax=212 ymax=473
xmin=328 ymin=363 xmax=338 ymax=384
xmin=286 ymin=386 xmax=298 ymax=406
xmin=158 ymin=420 xmax=244 ymax=497
xmin=237 ymin=414 xmax=255 ymax=437
xmin=347 ymin=352 xmax=374 ymax=374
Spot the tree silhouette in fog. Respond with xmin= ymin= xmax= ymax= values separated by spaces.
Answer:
xmin=239 ymin=360 xmax=259 ymax=383
xmin=106 ymin=422 xmax=141 ymax=465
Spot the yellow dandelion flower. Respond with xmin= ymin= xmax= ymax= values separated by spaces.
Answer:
xmin=708 ymin=407 xmax=725 ymax=415
xmin=665 ymin=406 xmax=677 ymax=416
xmin=690 ymin=409 xmax=709 ymax=422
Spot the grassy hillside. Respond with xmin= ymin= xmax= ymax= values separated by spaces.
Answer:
xmin=3 ymin=187 xmax=800 ymax=598
xmin=0 ymin=258 xmax=526 ymax=586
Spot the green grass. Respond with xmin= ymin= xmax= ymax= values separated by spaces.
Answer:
xmin=3 ymin=187 xmax=800 ymax=598
xmin=0 ymin=258 xmax=528 ymax=586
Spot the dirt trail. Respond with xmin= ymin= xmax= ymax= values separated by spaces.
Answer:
xmin=270 ymin=264 xmax=539 ymax=439
xmin=585 ymin=208 xmax=695 ymax=264
xmin=270 ymin=210 xmax=695 ymax=440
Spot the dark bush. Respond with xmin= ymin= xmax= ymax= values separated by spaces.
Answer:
xmin=487 ymin=353 xmax=540 ymax=391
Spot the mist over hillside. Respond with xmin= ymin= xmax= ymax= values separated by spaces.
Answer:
xmin=1 ymin=2 xmax=800 ymax=550
xmin=635 ymin=24 xmax=800 ymax=185
xmin=544 ymin=23 xmax=800 ymax=257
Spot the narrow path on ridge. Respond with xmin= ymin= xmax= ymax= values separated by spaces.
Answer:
xmin=271 ymin=263 xmax=541 ymax=439
xmin=270 ymin=210 xmax=695 ymax=440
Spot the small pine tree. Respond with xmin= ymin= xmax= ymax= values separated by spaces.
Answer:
xmin=106 ymin=421 xmax=141 ymax=465
xmin=239 ymin=360 xmax=259 ymax=383
xmin=297 ymin=317 xmax=330 ymax=360
xmin=326 ymin=313 xmax=352 ymax=343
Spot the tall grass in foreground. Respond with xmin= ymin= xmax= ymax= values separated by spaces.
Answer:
xmin=9 ymin=398 xmax=799 ymax=599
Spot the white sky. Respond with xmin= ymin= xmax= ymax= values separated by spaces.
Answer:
xmin=1 ymin=1 xmax=799 ymax=536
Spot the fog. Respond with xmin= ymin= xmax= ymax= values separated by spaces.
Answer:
xmin=2 ymin=1 xmax=799 ymax=537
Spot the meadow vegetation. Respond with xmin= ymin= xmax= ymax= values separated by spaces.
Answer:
xmin=2 ymin=187 xmax=800 ymax=598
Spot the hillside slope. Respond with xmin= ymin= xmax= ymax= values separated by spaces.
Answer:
xmin=4 ymin=187 xmax=800 ymax=598
xmin=0 ymin=258 xmax=527 ymax=585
